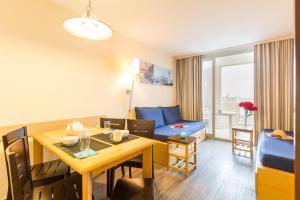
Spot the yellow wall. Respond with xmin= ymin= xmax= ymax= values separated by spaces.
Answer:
xmin=0 ymin=0 xmax=175 ymax=126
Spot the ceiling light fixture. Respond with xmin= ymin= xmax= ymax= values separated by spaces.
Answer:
xmin=63 ymin=0 xmax=113 ymax=40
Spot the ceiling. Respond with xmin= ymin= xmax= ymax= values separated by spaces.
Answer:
xmin=52 ymin=0 xmax=294 ymax=57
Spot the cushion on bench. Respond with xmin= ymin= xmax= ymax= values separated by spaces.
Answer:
xmin=135 ymin=107 xmax=165 ymax=128
xmin=160 ymin=106 xmax=181 ymax=125
xmin=154 ymin=121 xmax=205 ymax=142
xmin=259 ymin=129 xmax=294 ymax=173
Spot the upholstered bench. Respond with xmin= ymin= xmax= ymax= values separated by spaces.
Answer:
xmin=130 ymin=106 xmax=206 ymax=166
xmin=256 ymin=129 xmax=295 ymax=200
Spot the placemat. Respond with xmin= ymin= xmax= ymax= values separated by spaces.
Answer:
xmin=91 ymin=133 xmax=139 ymax=145
xmin=53 ymin=138 xmax=111 ymax=157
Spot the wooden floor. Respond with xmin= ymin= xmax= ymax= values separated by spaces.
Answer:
xmin=93 ymin=140 xmax=256 ymax=200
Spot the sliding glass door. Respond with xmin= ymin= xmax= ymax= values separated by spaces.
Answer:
xmin=202 ymin=49 xmax=254 ymax=140
xmin=202 ymin=60 xmax=214 ymax=137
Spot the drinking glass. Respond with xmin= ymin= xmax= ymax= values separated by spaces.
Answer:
xmin=80 ymin=136 xmax=90 ymax=152
xmin=80 ymin=129 xmax=90 ymax=153
xmin=104 ymin=121 xmax=111 ymax=133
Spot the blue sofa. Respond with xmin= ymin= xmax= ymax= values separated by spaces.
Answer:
xmin=135 ymin=106 xmax=206 ymax=142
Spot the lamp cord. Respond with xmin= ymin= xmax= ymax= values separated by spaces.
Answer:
xmin=128 ymin=80 xmax=135 ymax=112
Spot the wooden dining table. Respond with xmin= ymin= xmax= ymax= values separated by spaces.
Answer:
xmin=30 ymin=127 xmax=156 ymax=200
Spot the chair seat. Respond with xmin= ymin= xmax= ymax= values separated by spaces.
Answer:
xmin=122 ymin=155 xmax=143 ymax=168
xmin=111 ymin=178 xmax=154 ymax=200
xmin=31 ymin=159 xmax=69 ymax=187
xmin=26 ymin=173 xmax=82 ymax=200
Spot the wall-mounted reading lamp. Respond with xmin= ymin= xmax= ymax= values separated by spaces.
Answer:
xmin=126 ymin=58 xmax=140 ymax=112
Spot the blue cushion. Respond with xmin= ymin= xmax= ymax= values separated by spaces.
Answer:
xmin=135 ymin=107 xmax=165 ymax=128
xmin=160 ymin=106 xmax=181 ymax=125
xmin=154 ymin=121 xmax=205 ymax=142
xmin=259 ymin=129 xmax=294 ymax=173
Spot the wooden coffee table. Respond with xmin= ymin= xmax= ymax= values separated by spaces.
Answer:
xmin=232 ymin=126 xmax=254 ymax=159
xmin=167 ymin=135 xmax=197 ymax=177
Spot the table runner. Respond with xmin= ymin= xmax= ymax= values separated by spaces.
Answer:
xmin=91 ymin=133 xmax=139 ymax=145
xmin=53 ymin=138 xmax=111 ymax=157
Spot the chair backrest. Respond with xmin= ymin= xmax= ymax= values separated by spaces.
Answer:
xmin=127 ymin=119 xmax=155 ymax=139
xmin=100 ymin=118 xmax=126 ymax=130
xmin=5 ymin=138 xmax=33 ymax=200
xmin=63 ymin=173 xmax=83 ymax=200
xmin=2 ymin=127 xmax=32 ymax=200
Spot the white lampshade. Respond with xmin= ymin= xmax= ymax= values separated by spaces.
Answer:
xmin=63 ymin=17 xmax=113 ymax=40
xmin=130 ymin=58 xmax=140 ymax=75
xmin=63 ymin=0 xmax=113 ymax=40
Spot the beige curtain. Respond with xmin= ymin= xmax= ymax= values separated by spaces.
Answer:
xmin=254 ymin=38 xmax=294 ymax=137
xmin=176 ymin=56 xmax=202 ymax=121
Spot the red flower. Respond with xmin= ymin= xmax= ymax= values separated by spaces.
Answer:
xmin=239 ymin=102 xmax=253 ymax=109
xmin=249 ymin=106 xmax=257 ymax=111
xmin=239 ymin=101 xmax=257 ymax=112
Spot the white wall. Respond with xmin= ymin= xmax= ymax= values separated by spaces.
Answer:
xmin=0 ymin=0 xmax=175 ymax=127
xmin=0 ymin=0 xmax=175 ymax=198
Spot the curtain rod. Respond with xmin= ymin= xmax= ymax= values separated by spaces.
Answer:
xmin=256 ymin=35 xmax=294 ymax=45
xmin=174 ymin=43 xmax=253 ymax=59
xmin=175 ymin=34 xmax=294 ymax=60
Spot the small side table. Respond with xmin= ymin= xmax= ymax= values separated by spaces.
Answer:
xmin=232 ymin=126 xmax=254 ymax=159
xmin=167 ymin=135 xmax=197 ymax=177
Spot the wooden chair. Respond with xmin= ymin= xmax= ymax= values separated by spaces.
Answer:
xmin=100 ymin=118 xmax=126 ymax=130
xmin=107 ymin=119 xmax=155 ymax=197
xmin=122 ymin=119 xmax=155 ymax=178
xmin=111 ymin=178 xmax=154 ymax=200
xmin=5 ymin=138 xmax=82 ymax=200
xmin=100 ymin=118 xmax=126 ymax=197
xmin=2 ymin=127 xmax=69 ymax=200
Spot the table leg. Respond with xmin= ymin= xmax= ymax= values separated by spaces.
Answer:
xmin=167 ymin=142 xmax=169 ymax=170
xmin=176 ymin=144 xmax=179 ymax=164
xmin=185 ymin=145 xmax=189 ymax=177
xmin=232 ymin=129 xmax=234 ymax=152
xmin=142 ymin=145 xmax=153 ymax=178
xmin=229 ymin=115 xmax=233 ymax=138
xmin=194 ymin=142 xmax=197 ymax=168
xmin=106 ymin=170 xmax=111 ymax=197
xmin=33 ymin=139 xmax=43 ymax=165
xmin=250 ymin=131 xmax=253 ymax=159
xmin=82 ymin=171 xmax=93 ymax=200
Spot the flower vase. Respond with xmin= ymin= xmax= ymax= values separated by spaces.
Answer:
xmin=244 ymin=109 xmax=248 ymax=127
